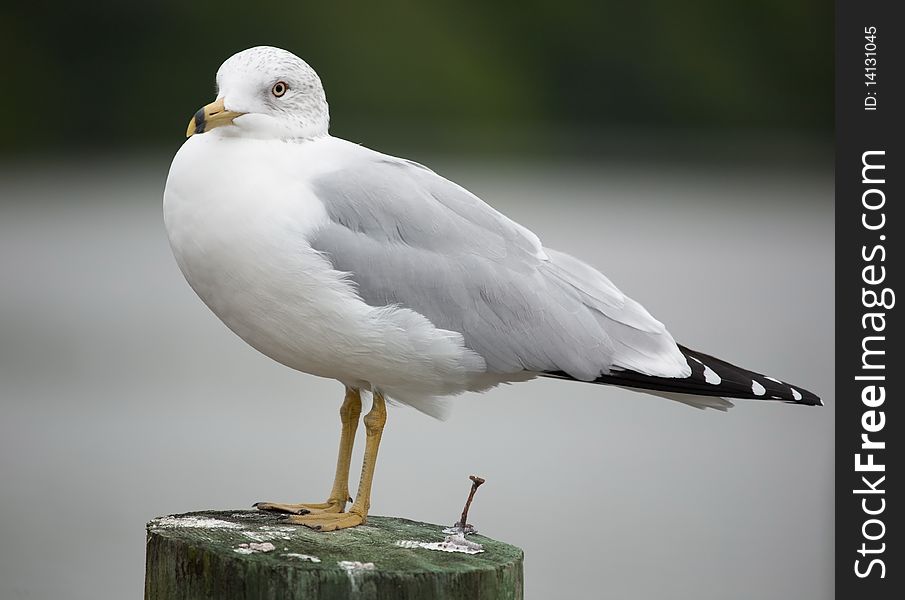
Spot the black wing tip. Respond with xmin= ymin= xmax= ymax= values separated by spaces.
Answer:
xmin=678 ymin=345 xmax=823 ymax=406
xmin=792 ymin=389 xmax=823 ymax=407
xmin=796 ymin=383 xmax=823 ymax=406
xmin=542 ymin=344 xmax=823 ymax=407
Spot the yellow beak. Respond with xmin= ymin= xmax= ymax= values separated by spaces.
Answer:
xmin=186 ymin=98 xmax=245 ymax=138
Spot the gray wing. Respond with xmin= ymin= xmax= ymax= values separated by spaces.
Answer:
xmin=308 ymin=154 xmax=690 ymax=380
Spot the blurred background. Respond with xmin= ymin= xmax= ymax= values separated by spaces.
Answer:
xmin=1 ymin=2 xmax=832 ymax=599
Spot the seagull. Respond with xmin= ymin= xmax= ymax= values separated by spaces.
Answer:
xmin=164 ymin=46 xmax=821 ymax=531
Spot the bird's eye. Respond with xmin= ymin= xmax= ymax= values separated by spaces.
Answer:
xmin=271 ymin=81 xmax=288 ymax=97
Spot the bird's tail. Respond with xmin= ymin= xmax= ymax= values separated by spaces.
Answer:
xmin=542 ymin=344 xmax=822 ymax=409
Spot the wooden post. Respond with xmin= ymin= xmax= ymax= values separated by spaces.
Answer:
xmin=145 ymin=511 xmax=524 ymax=600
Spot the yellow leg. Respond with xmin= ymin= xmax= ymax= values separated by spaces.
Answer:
xmin=288 ymin=391 xmax=387 ymax=531
xmin=255 ymin=387 xmax=362 ymax=515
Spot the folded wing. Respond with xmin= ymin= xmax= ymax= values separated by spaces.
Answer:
xmin=307 ymin=152 xmax=691 ymax=382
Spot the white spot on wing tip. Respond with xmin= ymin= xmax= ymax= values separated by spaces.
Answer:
xmin=751 ymin=380 xmax=766 ymax=396
xmin=791 ymin=388 xmax=802 ymax=401
xmin=689 ymin=356 xmax=721 ymax=385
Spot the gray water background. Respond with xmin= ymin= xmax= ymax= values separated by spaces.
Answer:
xmin=0 ymin=158 xmax=833 ymax=599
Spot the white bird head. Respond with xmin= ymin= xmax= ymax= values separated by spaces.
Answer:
xmin=186 ymin=46 xmax=329 ymax=140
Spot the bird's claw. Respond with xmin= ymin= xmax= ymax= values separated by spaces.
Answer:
xmin=254 ymin=500 xmax=345 ymax=515
xmin=285 ymin=510 xmax=365 ymax=531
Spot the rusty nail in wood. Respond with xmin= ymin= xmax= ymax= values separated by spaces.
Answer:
xmin=457 ymin=475 xmax=486 ymax=528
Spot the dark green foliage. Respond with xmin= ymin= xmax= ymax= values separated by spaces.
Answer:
xmin=2 ymin=2 xmax=830 ymax=156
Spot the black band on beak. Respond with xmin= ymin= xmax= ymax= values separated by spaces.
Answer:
xmin=193 ymin=108 xmax=206 ymax=135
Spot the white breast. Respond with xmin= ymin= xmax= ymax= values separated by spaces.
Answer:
xmin=163 ymin=134 xmax=491 ymax=410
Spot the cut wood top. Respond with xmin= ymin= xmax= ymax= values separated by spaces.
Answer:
xmin=147 ymin=511 xmax=523 ymax=580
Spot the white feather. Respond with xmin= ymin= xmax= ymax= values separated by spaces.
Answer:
xmin=164 ymin=47 xmax=696 ymax=415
